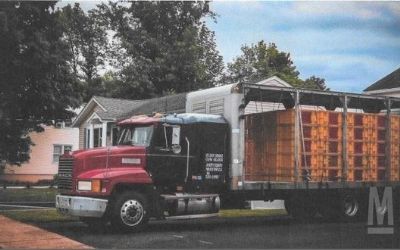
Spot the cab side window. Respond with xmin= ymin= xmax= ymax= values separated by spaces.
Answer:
xmin=153 ymin=126 xmax=172 ymax=149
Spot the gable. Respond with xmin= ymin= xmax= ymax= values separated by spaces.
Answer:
xmin=364 ymin=67 xmax=400 ymax=92
xmin=256 ymin=76 xmax=293 ymax=88
xmin=72 ymin=96 xmax=143 ymax=127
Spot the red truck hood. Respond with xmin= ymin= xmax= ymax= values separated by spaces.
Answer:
xmin=71 ymin=146 xmax=147 ymax=177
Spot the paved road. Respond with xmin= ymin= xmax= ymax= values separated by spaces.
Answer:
xmin=37 ymin=215 xmax=400 ymax=248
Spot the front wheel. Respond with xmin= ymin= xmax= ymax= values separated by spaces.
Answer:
xmin=111 ymin=191 xmax=149 ymax=232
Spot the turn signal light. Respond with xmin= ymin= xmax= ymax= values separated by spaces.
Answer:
xmin=91 ymin=179 xmax=101 ymax=193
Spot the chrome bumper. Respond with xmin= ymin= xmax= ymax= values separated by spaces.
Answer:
xmin=56 ymin=195 xmax=108 ymax=218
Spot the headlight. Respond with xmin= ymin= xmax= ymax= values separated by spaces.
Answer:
xmin=77 ymin=180 xmax=102 ymax=192
xmin=77 ymin=181 xmax=91 ymax=191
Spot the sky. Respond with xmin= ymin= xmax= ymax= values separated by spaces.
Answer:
xmin=207 ymin=1 xmax=400 ymax=93
xmin=59 ymin=0 xmax=400 ymax=93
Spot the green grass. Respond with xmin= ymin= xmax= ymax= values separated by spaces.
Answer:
xmin=0 ymin=208 xmax=286 ymax=224
xmin=0 ymin=209 xmax=77 ymax=223
xmin=0 ymin=188 xmax=57 ymax=202
xmin=219 ymin=209 xmax=287 ymax=218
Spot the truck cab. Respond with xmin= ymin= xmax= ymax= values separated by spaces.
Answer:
xmin=56 ymin=113 xmax=229 ymax=231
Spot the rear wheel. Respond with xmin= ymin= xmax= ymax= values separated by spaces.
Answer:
xmin=111 ymin=191 xmax=149 ymax=232
xmin=319 ymin=193 xmax=366 ymax=222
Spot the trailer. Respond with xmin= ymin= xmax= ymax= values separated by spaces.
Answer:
xmin=56 ymin=82 xmax=400 ymax=231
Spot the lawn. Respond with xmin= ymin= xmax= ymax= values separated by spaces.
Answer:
xmin=0 ymin=208 xmax=287 ymax=224
xmin=220 ymin=209 xmax=287 ymax=218
xmin=0 ymin=209 xmax=76 ymax=223
xmin=0 ymin=188 xmax=287 ymax=223
xmin=0 ymin=188 xmax=57 ymax=202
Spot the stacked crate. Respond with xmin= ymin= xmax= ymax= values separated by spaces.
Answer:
xmin=375 ymin=115 xmax=386 ymax=181
xmin=300 ymin=111 xmax=342 ymax=182
xmin=244 ymin=109 xmax=400 ymax=183
xmin=347 ymin=113 xmax=363 ymax=181
xmin=244 ymin=110 xmax=297 ymax=182
xmin=276 ymin=110 xmax=296 ymax=182
xmin=347 ymin=114 xmax=385 ymax=181
xmin=327 ymin=112 xmax=343 ymax=181
xmin=245 ymin=112 xmax=279 ymax=181
xmin=390 ymin=116 xmax=400 ymax=181
xmin=301 ymin=111 xmax=325 ymax=181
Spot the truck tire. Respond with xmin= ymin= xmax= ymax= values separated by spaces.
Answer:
xmin=111 ymin=191 xmax=149 ymax=232
xmin=319 ymin=193 xmax=366 ymax=222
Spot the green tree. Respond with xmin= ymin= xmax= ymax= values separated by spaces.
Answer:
xmin=0 ymin=2 xmax=79 ymax=165
xmin=59 ymin=3 xmax=108 ymax=102
xmin=304 ymin=75 xmax=329 ymax=90
xmin=94 ymin=1 xmax=223 ymax=99
xmin=225 ymin=40 xmax=327 ymax=90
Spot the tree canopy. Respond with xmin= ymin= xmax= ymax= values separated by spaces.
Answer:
xmin=225 ymin=41 xmax=327 ymax=90
xmin=93 ymin=1 xmax=224 ymax=99
xmin=0 ymin=2 xmax=80 ymax=165
xmin=0 ymin=2 xmax=329 ymax=166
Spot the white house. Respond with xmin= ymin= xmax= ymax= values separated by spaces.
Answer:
xmin=71 ymin=94 xmax=186 ymax=149
xmin=364 ymin=68 xmax=400 ymax=97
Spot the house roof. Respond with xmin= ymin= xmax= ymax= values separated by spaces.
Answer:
xmin=118 ymin=92 xmax=187 ymax=120
xmin=93 ymin=96 xmax=142 ymax=120
xmin=71 ymin=96 xmax=142 ymax=127
xmin=364 ymin=68 xmax=400 ymax=92
xmin=72 ymin=76 xmax=290 ymax=127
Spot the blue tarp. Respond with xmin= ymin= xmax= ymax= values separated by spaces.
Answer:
xmin=161 ymin=113 xmax=227 ymax=124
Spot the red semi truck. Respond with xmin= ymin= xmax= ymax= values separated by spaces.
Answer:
xmin=56 ymin=84 xmax=400 ymax=231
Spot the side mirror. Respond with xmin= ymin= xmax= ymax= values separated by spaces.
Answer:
xmin=171 ymin=127 xmax=181 ymax=154
xmin=172 ymin=127 xmax=180 ymax=145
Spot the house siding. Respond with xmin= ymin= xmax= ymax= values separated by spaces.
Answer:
xmin=79 ymin=125 xmax=85 ymax=149
xmin=76 ymin=104 xmax=100 ymax=149
xmin=1 ymin=126 xmax=79 ymax=183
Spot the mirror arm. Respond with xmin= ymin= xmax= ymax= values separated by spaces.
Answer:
xmin=185 ymin=137 xmax=190 ymax=183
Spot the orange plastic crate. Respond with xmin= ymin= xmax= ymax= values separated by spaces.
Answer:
xmin=244 ymin=109 xmax=400 ymax=182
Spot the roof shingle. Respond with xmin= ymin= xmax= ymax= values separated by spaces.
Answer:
xmin=364 ymin=68 xmax=400 ymax=92
xmin=93 ymin=96 xmax=143 ymax=120
xmin=118 ymin=93 xmax=187 ymax=120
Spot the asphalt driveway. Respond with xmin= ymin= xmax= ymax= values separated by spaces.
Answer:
xmin=35 ymin=215 xmax=400 ymax=249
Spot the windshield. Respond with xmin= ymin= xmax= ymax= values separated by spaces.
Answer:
xmin=117 ymin=126 xmax=154 ymax=146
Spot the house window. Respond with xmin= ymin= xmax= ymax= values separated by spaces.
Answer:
xmin=53 ymin=144 xmax=73 ymax=163
xmin=93 ymin=127 xmax=103 ymax=148
xmin=85 ymin=128 xmax=91 ymax=149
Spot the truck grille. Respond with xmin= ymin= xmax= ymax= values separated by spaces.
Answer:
xmin=58 ymin=158 xmax=74 ymax=191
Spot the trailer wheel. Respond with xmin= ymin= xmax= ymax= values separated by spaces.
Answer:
xmin=342 ymin=195 xmax=360 ymax=217
xmin=319 ymin=193 xmax=366 ymax=222
xmin=111 ymin=191 xmax=149 ymax=231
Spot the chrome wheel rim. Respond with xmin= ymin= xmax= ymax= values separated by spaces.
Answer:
xmin=120 ymin=199 xmax=144 ymax=226
xmin=344 ymin=198 xmax=359 ymax=217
